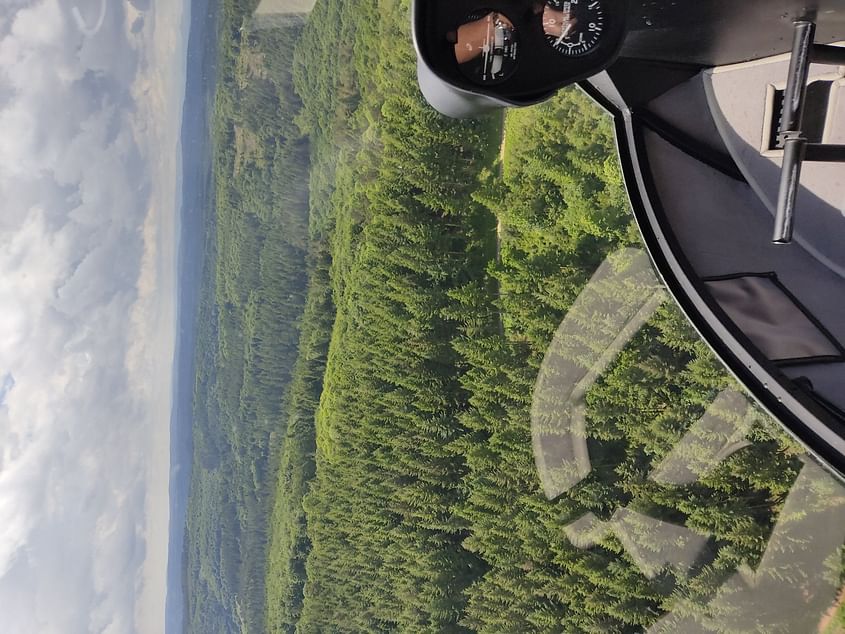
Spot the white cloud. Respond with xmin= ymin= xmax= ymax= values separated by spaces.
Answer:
xmin=0 ymin=0 xmax=187 ymax=632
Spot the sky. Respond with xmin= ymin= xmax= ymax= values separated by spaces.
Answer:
xmin=0 ymin=0 xmax=189 ymax=632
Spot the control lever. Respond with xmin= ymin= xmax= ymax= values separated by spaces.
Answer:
xmin=772 ymin=21 xmax=845 ymax=244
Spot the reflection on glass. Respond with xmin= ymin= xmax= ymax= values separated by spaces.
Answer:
xmin=532 ymin=246 xmax=845 ymax=632
xmin=531 ymin=248 xmax=666 ymax=498
xmin=650 ymin=389 xmax=753 ymax=486
xmin=453 ymin=11 xmax=519 ymax=84
xmin=72 ymin=0 xmax=108 ymax=37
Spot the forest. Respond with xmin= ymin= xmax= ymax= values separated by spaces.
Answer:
xmin=183 ymin=1 xmax=311 ymax=632
xmin=186 ymin=0 xmax=845 ymax=632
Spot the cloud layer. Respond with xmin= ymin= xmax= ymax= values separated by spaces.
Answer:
xmin=0 ymin=1 xmax=186 ymax=631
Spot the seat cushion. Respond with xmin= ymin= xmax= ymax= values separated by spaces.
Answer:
xmin=704 ymin=272 xmax=845 ymax=364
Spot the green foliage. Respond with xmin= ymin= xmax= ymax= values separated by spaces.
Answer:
xmin=265 ymin=0 xmax=502 ymax=630
xmin=185 ymin=2 xmax=311 ymax=633
xmin=265 ymin=245 xmax=334 ymax=633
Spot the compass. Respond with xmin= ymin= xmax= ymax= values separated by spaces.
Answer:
xmin=543 ymin=0 xmax=606 ymax=56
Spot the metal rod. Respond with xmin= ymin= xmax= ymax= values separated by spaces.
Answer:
xmin=778 ymin=21 xmax=816 ymax=147
xmin=811 ymin=44 xmax=845 ymax=65
xmin=804 ymin=144 xmax=845 ymax=162
xmin=773 ymin=137 xmax=807 ymax=244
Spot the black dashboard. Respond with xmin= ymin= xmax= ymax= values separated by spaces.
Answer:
xmin=413 ymin=0 xmax=628 ymax=104
xmin=414 ymin=0 xmax=845 ymax=111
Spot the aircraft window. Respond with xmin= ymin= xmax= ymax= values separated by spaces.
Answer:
xmin=7 ymin=1 xmax=845 ymax=632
